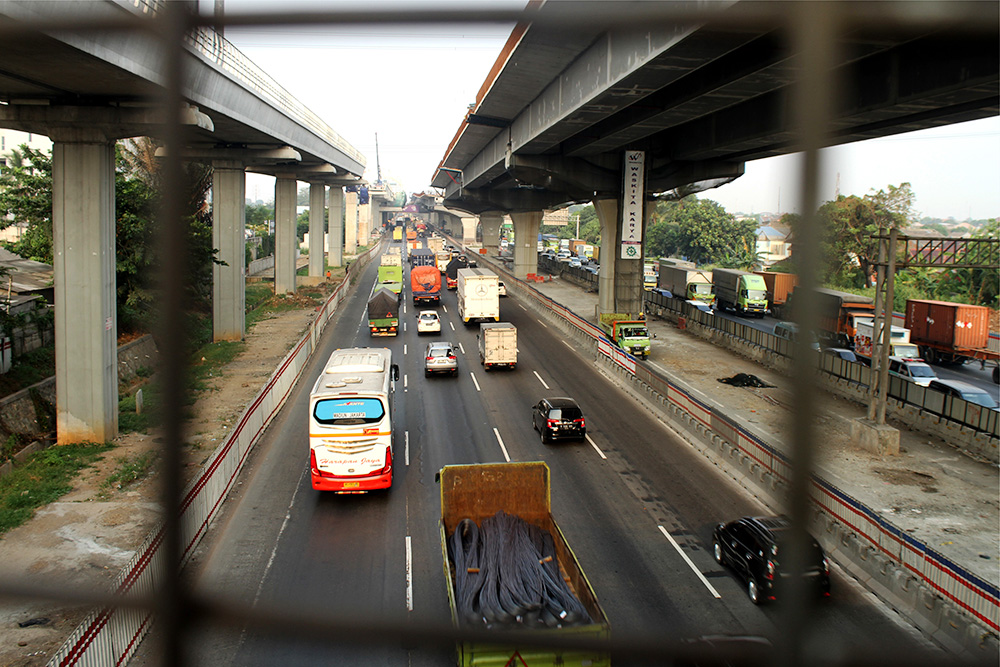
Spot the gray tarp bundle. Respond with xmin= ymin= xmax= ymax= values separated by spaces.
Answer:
xmin=446 ymin=257 xmax=469 ymax=280
xmin=367 ymin=287 xmax=399 ymax=319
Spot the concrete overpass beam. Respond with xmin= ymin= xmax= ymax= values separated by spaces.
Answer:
xmin=328 ymin=186 xmax=344 ymax=268
xmin=274 ymin=176 xmax=297 ymax=294
xmin=308 ymin=182 xmax=326 ymax=278
xmin=211 ymin=161 xmax=246 ymax=341
xmin=52 ymin=139 xmax=117 ymax=444
xmin=480 ymin=211 xmax=503 ymax=254
xmin=510 ymin=211 xmax=543 ymax=280
xmin=345 ymin=190 xmax=358 ymax=255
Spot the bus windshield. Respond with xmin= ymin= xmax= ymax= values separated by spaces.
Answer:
xmin=313 ymin=397 xmax=385 ymax=425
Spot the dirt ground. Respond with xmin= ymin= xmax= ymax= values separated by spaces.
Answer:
xmin=0 ymin=298 xmax=319 ymax=667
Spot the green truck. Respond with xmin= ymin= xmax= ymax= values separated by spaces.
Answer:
xmin=439 ymin=462 xmax=610 ymax=667
xmin=712 ymin=268 xmax=768 ymax=318
xmin=376 ymin=264 xmax=403 ymax=296
xmin=367 ymin=287 xmax=399 ymax=336
xmin=599 ymin=313 xmax=650 ymax=358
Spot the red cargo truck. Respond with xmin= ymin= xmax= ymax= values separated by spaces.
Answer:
xmin=411 ymin=265 xmax=441 ymax=305
xmin=754 ymin=271 xmax=798 ymax=319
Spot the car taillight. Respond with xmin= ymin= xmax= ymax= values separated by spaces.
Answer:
xmin=575 ymin=418 xmax=586 ymax=427
xmin=426 ymin=356 xmax=434 ymax=361
xmin=448 ymin=355 xmax=456 ymax=360
xmin=547 ymin=419 xmax=557 ymax=427
xmin=766 ymin=559 xmax=775 ymax=579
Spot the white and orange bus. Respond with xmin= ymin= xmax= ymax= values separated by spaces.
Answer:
xmin=308 ymin=348 xmax=399 ymax=492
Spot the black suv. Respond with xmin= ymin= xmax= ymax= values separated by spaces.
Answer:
xmin=712 ymin=516 xmax=831 ymax=604
xmin=531 ymin=397 xmax=586 ymax=443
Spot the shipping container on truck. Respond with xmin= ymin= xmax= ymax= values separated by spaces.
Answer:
xmin=478 ymin=322 xmax=517 ymax=370
xmin=438 ymin=462 xmax=610 ymax=667
xmin=410 ymin=248 xmax=435 ymax=267
xmin=456 ymin=267 xmax=500 ymax=324
xmin=905 ymin=300 xmax=998 ymax=378
xmin=754 ymin=271 xmax=798 ymax=318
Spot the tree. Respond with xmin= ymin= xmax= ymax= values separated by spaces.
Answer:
xmin=818 ymin=183 xmax=915 ymax=287
xmin=0 ymin=146 xmax=53 ymax=262
xmin=645 ymin=197 xmax=756 ymax=266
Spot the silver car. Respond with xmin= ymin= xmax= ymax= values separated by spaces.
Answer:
xmin=424 ymin=342 xmax=458 ymax=377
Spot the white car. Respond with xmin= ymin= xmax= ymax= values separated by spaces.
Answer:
xmin=497 ymin=281 xmax=507 ymax=297
xmin=417 ymin=310 xmax=441 ymax=334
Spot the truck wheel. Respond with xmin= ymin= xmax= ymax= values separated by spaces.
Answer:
xmin=994 ymin=366 xmax=999 ymax=384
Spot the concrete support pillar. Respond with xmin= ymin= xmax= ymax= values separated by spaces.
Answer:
xmin=593 ymin=197 xmax=646 ymax=315
xmin=52 ymin=139 xmax=117 ymax=444
xmin=211 ymin=161 xmax=246 ymax=341
xmin=345 ymin=190 xmax=358 ymax=255
xmin=593 ymin=199 xmax=619 ymax=315
xmin=370 ymin=198 xmax=382 ymax=239
xmin=480 ymin=211 xmax=503 ymax=255
xmin=274 ymin=176 xmax=297 ymax=294
xmin=358 ymin=202 xmax=371 ymax=248
xmin=461 ymin=216 xmax=478 ymax=245
xmin=308 ymin=182 xmax=325 ymax=278
xmin=327 ymin=186 xmax=344 ymax=268
xmin=510 ymin=210 xmax=543 ymax=280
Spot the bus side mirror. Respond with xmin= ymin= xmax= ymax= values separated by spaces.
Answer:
xmin=391 ymin=364 xmax=400 ymax=381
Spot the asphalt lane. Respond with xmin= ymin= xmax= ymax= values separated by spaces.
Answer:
xmin=175 ymin=246 xmax=936 ymax=666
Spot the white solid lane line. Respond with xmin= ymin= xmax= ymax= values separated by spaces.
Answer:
xmin=533 ymin=371 xmax=550 ymax=390
xmin=657 ymin=525 xmax=722 ymax=599
xmin=585 ymin=434 xmax=607 ymax=460
xmin=562 ymin=341 xmax=575 ymax=351
xmin=470 ymin=373 xmax=481 ymax=392
xmin=405 ymin=431 xmax=410 ymax=466
xmin=493 ymin=428 xmax=511 ymax=463
xmin=405 ymin=535 xmax=414 ymax=611
xmin=538 ymin=321 xmax=548 ymax=328
xmin=404 ymin=375 xmax=408 ymax=391
xmin=459 ymin=342 xmax=465 ymax=355
xmin=404 ymin=344 xmax=407 ymax=355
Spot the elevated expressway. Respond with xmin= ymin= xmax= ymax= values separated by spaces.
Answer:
xmin=0 ymin=1 xmax=374 ymax=443
xmin=432 ymin=1 xmax=998 ymax=316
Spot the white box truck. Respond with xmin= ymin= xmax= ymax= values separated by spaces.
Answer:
xmin=478 ymin=322 xmax=517 ymax=370
xmin=457 ymin=267 xmax=500 ymax=325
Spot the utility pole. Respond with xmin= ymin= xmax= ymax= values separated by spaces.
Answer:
xmin=375 ymin=132 xmax=382 ymax=186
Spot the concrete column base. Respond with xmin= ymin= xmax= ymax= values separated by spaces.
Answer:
xmin=851 ymin=418 xmax=900 ymax=456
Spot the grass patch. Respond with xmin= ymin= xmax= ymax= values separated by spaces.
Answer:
xmin=100 ymin=451 xmax=157 ymax=494
xmin=118 ymin=382 xmax=162 ymax=434
xmin=0 ymin=442 xmax=112 ymax=534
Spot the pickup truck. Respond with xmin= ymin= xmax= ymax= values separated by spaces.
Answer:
xmin=599 ymin=313 xmax=650 ymax=358
xmin=438 ymin=462 xmax=610 ymax=667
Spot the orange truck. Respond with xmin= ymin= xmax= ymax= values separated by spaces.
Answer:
xmin=411 ymin=265 xmax=441 ymax=305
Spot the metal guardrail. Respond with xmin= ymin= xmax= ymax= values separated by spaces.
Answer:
xmin=645 ymin=290 xmax=1000 ymax=439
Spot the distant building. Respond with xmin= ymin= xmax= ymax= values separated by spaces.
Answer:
xmin=756 ymin=225 xmax=790 ymax=266
xmin=0 ymin=247 xmax=53 ymax=313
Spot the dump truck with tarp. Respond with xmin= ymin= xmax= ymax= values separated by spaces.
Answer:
xmin=367 ymin=287 xmax=399 ymax=336
xmin=438 ymin=461 xmax=610 ymax=667
xmin=599 ymin=313 xmax=650 ymax=358
xmin=411 ymin=265 xmax=442 ymax=305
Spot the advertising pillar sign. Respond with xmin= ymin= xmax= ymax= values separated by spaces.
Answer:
xmin=620 ymin=150 xmax=645 ymax=259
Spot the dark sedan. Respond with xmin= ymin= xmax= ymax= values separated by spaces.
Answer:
xmin=531 ymin=397 xmax=586 ymax=443
xmin=712 ymin=516 xmax=831 ymax=604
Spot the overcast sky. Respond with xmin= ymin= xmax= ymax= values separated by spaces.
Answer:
xmin=219 ymin=1 xmax=1000 ymax=221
